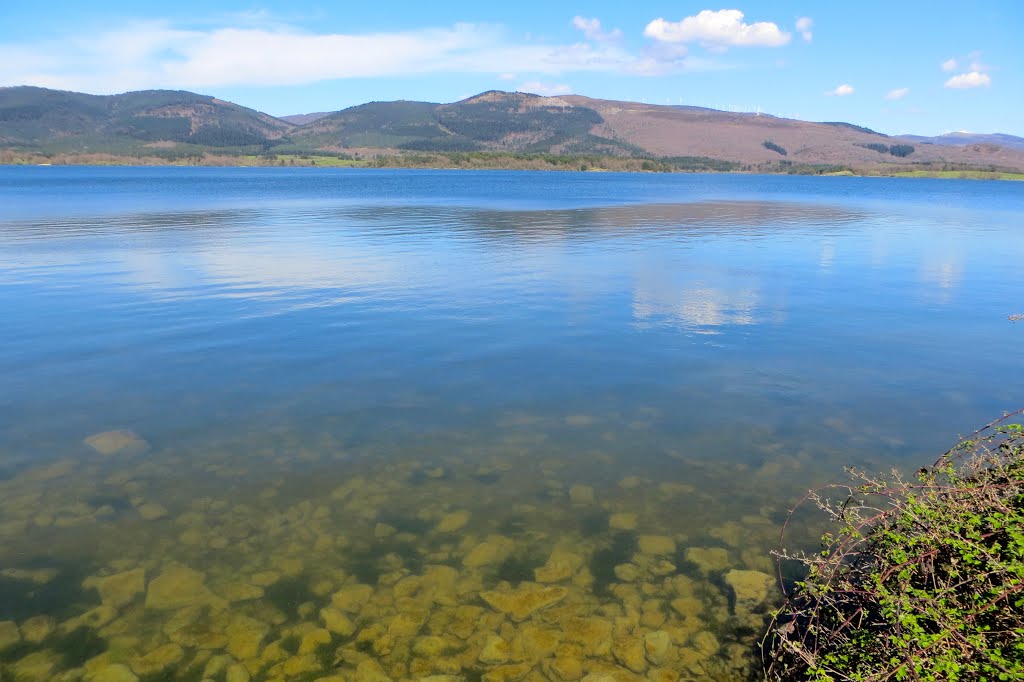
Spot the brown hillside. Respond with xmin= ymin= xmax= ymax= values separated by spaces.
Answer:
xmin=562 ymin=95 xmax=1024 ymax=170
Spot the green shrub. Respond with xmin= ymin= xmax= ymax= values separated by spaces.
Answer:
xmin=765 ymin=411 xmax=1024 ymax=681
xmin=763 ymin=140 xmax=788 ymax=156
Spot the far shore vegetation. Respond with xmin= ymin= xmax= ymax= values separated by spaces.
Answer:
xmin=2 ymin=149 xmax=1022 ymax=181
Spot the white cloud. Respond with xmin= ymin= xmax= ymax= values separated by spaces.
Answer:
xmin=941 ymin=57 xmax=958 ymax=72
xmin=518 ymin=80 xmax=571 ymax=96
xmin=0 ymin=19 xmax=723 ymax=93
xmin=498 ymin=73 xmax=517 ymax=81
xmin=944 ymin=71 xmax=991 ymax=89
xmin=885 ymin=87 xmax=909 ymax=100
xmin=643 ymin=10 xmax=790 ymax=49
xmin=825 ymin=83 xmax=854 ymax=96
xmin=795 ymin=17 xmax=813 ymax=42
xmin=571 ymin=16 xmax=622 ymax=42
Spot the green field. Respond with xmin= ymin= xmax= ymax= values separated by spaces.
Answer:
xmin=892 ymin=169 xmax=1024 ymax=180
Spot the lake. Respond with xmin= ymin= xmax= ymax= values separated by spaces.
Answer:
xmin=0 ymin=167 xmax=1021 ymax=682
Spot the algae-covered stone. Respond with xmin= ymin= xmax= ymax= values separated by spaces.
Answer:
xmin=436 ymin=511 xmax=471 ymax=533
xmin=647 ymin=667 xmax=680 ymax=682
xmin=562 ymin=617 xmax=613 ymax=656
xmin=130 ymin=643 xmax=184 ymax=676
xmin=481 ymin=663 xmax=532 ymax=682
xmin=356 ymin=658 xmax=392 ymax=682
xmin=19 ymin=615 xmax=55 ymax=644
xmin=534 ymin=548 xmax=585 ymax=584
xmin=480 ymin=583 xmax=568 ymax=622
xmin=516 ymin=625 xmax=561 ymax=659
xmin=549 ymin=656 xmax=583 ymax=680
xmin=89 ymin=663 xmax=139 ymax=682
xmin=612 ymin=634 xmax=647 ymax=673
xmin=691 ymin=631 xmax=719 ymax=657
xmin=568 ymin=485 xmax=594 ymax=504
xmin=463 ymin=535 xmax=515 ymax=569
xmin=299 ymin=628 xmax=333 ymax=655
xmin=608 ymin=513 xmax=637 ymax=531
xmin=146 ymin=564 xmax=222 ymax=611
xmin=86 ymin=568 xmax=146 ymax=608
xmin=613 ymin=564 xmax=641 ymax=582
xmin=11 ymin=650 xmax=57 ymax=680
xmin=83 ymin=430 xmax=149 ymax=456
xmin=226 ymin=663 xmax=251 ymax=682
xmin=684 ymin=547 xmax=731 ymax=575
xmin=0 ymin=620 xmax=20 ymax=650
xmin=724 ymin=569 xmax=775 ymax=611
xmin=479 ymin=635 xmax=511 ymax=664
xmin=388 ymin=608 xmax=429 ymax=637
xmin=220 ymin=581 xmax=264 ymax=603
xmin=637 ymin=536 xmax=675 ymax=556
xmin=331 ymin=583 xmax=374 ymax=613
xmin=320 ymin=606 xmax=356 ymax=636
xmin=137 ymin=503 xmax=168 ymax=521
xmin=225 ymin=614 xmax=270 ymax=660
xmin=643 ymin=631 xmax=672 ymax=666
xmin=412 ymin=635 xmax=453 ymax=658
xmin=579 ymin=674 xmax=617 ymax=682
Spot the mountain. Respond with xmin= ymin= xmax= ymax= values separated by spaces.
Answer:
xmin=898 ymin=132 xmax=1024 ymax=151
xmin=558 ymin=95 xmax=1024 ymax=169
xmin=0 ymin=86 xmax=292 ymax=153
xmin=280 ymin=112 xmax=332 ymax=126
xmin=2 ymin=86 xmax=1023 ymax=172
xmin=288 ymin=91 xmax=640 ymax=155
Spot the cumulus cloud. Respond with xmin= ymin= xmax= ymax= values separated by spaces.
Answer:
xmin=0 ymin=19 xmax=726 ymax=94
xmin=795 ymin=17 xmax=813 ymax=42
xmin=571 ymin=16 xmax=622 ymax=42
xmin=885 ymin=87 xmax=909 ymax=100
xmin=643 ymin=9 xmax=790 ymax=49
xmin=941 ymin=58 xmax=958 ymax=72
xmin=518 ymin=80 xmax=572 ymax=96
xmin=944 ymin=71 xmax=991 ymax=89
xmin=825 ymin=84 xmax=854 ymax=96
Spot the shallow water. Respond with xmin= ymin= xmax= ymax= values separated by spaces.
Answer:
xmin=0 ymin=168 xmax=1021 ymax=681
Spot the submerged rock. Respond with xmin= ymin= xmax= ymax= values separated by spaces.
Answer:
xmin=608 ymin=513 xmax=637 ymax=531
xmin=481 ymin=662 xmax=532 ymax=682
xmin=534 ymin=548 xmax=585 ymax=584
xmin=320 ymin=606 xmax=356 ymax=636
xmin=331 ymin=583 xmax=374 ymax=613
xmin=11 ymin=650 xmax=57 ymax=680
xmin=611 ymin=634 xmax=647 ymax=673
xmin=568 ymin=485 xmax=595 ymax=504
xmin=145 ymin=564 xmax=224 ymax=611
xmin=83 ymin=430 xmax=150 ymax=457
xmin=19 ymin=615 xmax=55 ymax=644
xmin=480 ymin=583 xmax=568 ymax=622
xmin=684 ymin=547 xmax=731 ymax=575
xmin=724 ymin=569 xmax=775 ymax=611
xmin=479 ymin=634 xmax=511 ymax=664
xmin=436 ymin=511 xmax=471 ymax=533
xmin=137 ymin=503 xmax=168 ymax=521
xmin=637 ymin=535 xmax=675 ymax=556
xmin=225 ymin=614 xmax=270 ymax=660
xmin=0 ymin=620 xmax=21 ymax=650
xmin=88 ymin=663 xmax=139 ymax=682
xmin=85 ymin=568 xmax=146 ymax=608
xmin=463 ymin=535 xmax=515 ymax=569
xmin=562 ymin=617 xmax=613 ymax=656
xmin=643 ymin=630 xmax=673 ymax=665
xmin=130 ymin=643 xmax=184 ymax=677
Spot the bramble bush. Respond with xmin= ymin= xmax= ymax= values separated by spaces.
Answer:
xmin=764 ymin=410 xmax=1024 ymax=681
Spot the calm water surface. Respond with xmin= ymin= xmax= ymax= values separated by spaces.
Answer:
xmin=0 ymin=167 xmax=1021 ymax=681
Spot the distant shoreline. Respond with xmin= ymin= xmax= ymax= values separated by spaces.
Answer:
xmin=2 ymin=152 xmax=1022 ymax=181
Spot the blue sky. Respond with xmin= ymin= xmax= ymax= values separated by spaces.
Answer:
xmin=1 ymin=2 xmax=1021 ymax=136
